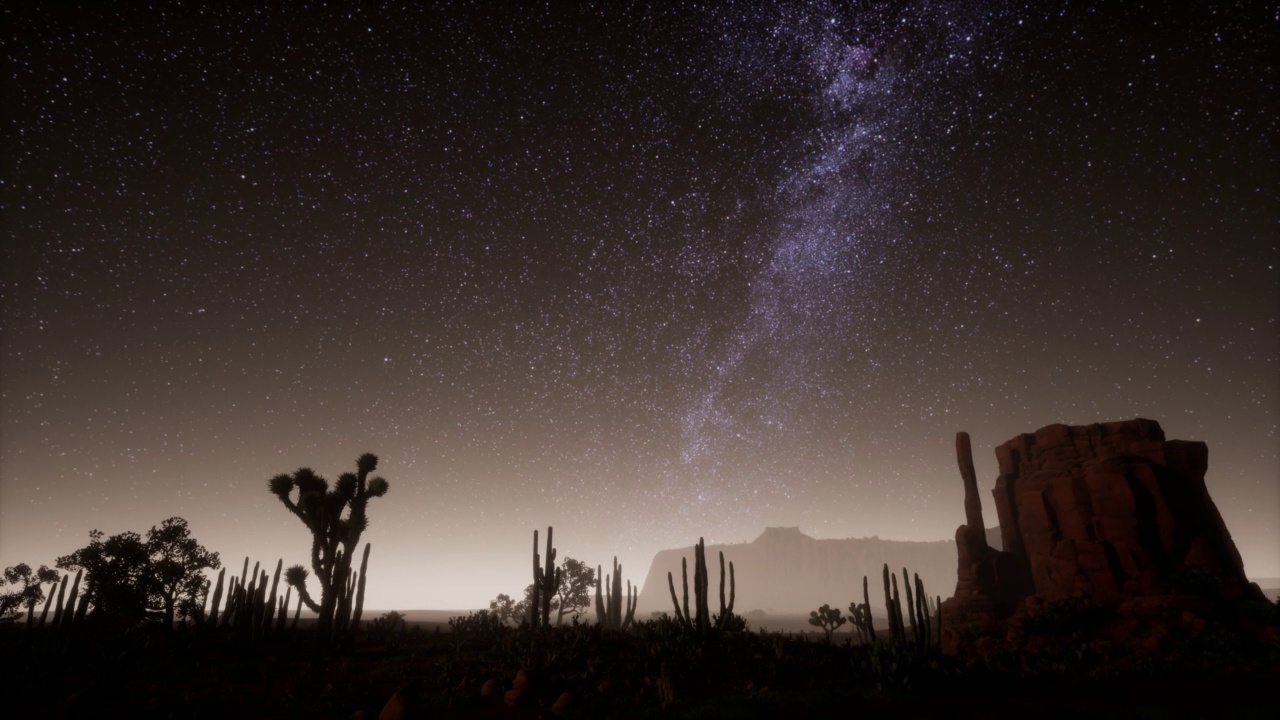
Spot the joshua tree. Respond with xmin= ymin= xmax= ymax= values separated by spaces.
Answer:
xmin=808 ymin=603 xmax=846 ymax=644
xmin=269 ymin=453 xmax=389 ymax=645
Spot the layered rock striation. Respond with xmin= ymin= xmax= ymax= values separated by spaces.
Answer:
xmin=944 ymin=419 xmax=1261 ymax=632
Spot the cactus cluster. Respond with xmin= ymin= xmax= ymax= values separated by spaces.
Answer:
xmin=666 ymin=537 xmax=737 ymax=633
xmin=529 ymin=527 xmax=560 ymax=629
xmin=594 ymin=556 xmax=637 ymax=631
xmin=861 ymin=563 xmax=941 ymax=648
xmin=206 ymin=557 xmax=294 ymax=640
xmin=35 ymin=569 xmax=89 ymax=639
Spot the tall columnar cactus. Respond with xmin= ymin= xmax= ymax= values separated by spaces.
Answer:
xmin=901 ymin=566 xmax=917 ymax=644
xmin=595 ymin=557 xmax=637 ymax=631
xmin=848 ymin=575 xmax=876 ymax=644
xmin=530 ymin=527 xmax=560 ymax=628
xmin=914 ymin=574 xmax=929 ymax=645
xmin=269 ymin=453 xmax=389 ymax=646
xmin=276 ymin=586 xmax=291 ymax=634
xmin=874 ymin=564 xmax=935 ymax=648
xmin=37 ymin=577 xmax=58 ymax=629
xmin=863 ymin=574 xmax=876 ymax=641
xmin=208 ymin=568 xmax=226 ymax=627
xmin=350 ymin=543 xmax=371 ymax=635
xmin=262 ymin=560 xmax=282 ymax=640
xmin=50 ymin=574 xmax=69 ymax=630
xmin=58 ymin=570 xmax=82 ymax=635
xmin=881 ymin=564 xmax=896 ymax=641
xmin=666 ymin=538 xmax=736 ymax=633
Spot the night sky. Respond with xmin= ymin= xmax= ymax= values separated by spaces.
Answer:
xmin=3 ymin=2 xmax=1276 ymax=611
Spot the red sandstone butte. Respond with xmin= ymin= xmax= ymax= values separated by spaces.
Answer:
xmin=943 ymin=419 xmax=1260 ymax=635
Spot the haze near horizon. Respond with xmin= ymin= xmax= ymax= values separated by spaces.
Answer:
xmin=3 ymin=2 xmax=1275 ymax=610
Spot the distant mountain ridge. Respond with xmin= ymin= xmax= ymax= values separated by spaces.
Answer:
xmin=636 ymin=526 xmax=990 ymax=616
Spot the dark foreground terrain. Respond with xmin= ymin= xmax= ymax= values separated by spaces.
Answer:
xmin=2 ymin=606 xmax=1277 ymax=720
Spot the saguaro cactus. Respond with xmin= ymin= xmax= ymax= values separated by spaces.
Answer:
xmin=530 ymin=527 xmax=560 ymax=628
xmin=666 ymin=538 xmax=735 ymax=633
xmin=269 ymin=453 xmax=389 ymax=646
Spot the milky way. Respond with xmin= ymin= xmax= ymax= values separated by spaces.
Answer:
xmin=3 ymin=2 xmax=1275 ymax=609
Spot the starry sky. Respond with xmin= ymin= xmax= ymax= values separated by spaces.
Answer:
xmin=3 ymin=2 xmax=1276 ymax=611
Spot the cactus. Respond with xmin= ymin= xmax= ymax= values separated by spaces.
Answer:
xmin=37 ymin=577 xmax=58 ymax=629
xmin=901 ymin=566 xmax=917 ymax=643
xmin=50 ymin=574 xmax=69 ymax=630
xmin=529 ymin=527 xmax=560 ymax=628
xmin=262 ymin=560 xmax=282 ymax=639
xmin=848 ymin=575 xmax=876 ymax=644
xmin=896 ymin=575 xmax=906 ymax=641
xmin=863 ymin=574 xmax=876 ymax=641
xmin=350 ymin=543 xmax=370 ymax=635
xmin=72 ymin=582 xmax=90 ymax=628
xmin=208 ymin=568 xmax=226 ymax=627
xmin=290 ymin=587 xmax=302 ymax=632
xmin=914 ymin=574 xmax=929 ymax=645
xmin=595 ymin=557 xmax=637 ymax=631
xmin=58 ymin=570 xmax=82 ymax=635
xmin=276 ymin=586 xmax=291 ymax=634
xmin=221 ymin=572 xmax=240 ymax=628
xmin=666 ymin=538 xmax=736 ymax=633
xmin=269 ymin=453 xmax=389 ymax=646
xmin=873 ymin=564 xmax=936 ymax=649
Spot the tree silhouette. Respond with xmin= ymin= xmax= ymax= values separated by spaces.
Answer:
xmin=57 ymin=529 xmax=151 ymax=628
xmin=554 ymin=558 xmax=596 ymax=625
xmin=0 ymin=563 xmax=60 ymax=626
xmin=269 ymin=453 xmax=389 ymax=645
xmin=146 ymin=517 xmax=221 ymax=626
xmin=56 ymin=518 xmax=219 ymax=629
xmin=489 ymin=593 xmax=519 ymax=626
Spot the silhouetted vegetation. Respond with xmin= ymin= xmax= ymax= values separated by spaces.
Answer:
xmin=54 ymin=516 xmax=219 ymax=630
xmin=2 ymin=507 xmax=1277 ymax=717
xmin=268 ymin=453 xmax=388 ymax=647
xmin=667 ymin=536 xmax=740 ymax=633
xmin=808 ymin=603 xmax=845 ymax=643
xmin=595 ymin=556 xmax=637 ymax=631
xmin=0 ymin=563 xmax=59 ymax=627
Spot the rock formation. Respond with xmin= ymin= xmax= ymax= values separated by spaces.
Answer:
xmin=943 ymin=419 xmax=1262 ymax=634
xmin=637 ymin=527 xmax=975 ymax=616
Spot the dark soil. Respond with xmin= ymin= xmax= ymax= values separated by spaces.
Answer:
xmin=2 ymin=620 xmax=1276 ymax=719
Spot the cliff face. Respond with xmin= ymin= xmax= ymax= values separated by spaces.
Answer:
xmin=636 ymin=526 xmax=972 ymax=616
xmin=943 ymin=419 xmax=1261 ymax=632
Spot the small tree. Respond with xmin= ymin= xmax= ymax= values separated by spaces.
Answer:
xmin=513 ymin=584 xmax=537 ymax=624
xmin=489 ymin=593 xmax=519 ymax=626
xmin=57 ymin=529 xmax=151 ymax=629
xmin=269 ymin=453 xmax=389 ymax=645
xmin=808 ymin=603 xmax=846 ymax=644
xmin=57 ymin=518 xmax=218 ymax=629
xmin=554 ymin=558 xmax=596 ymax=625
xmin=0 ymin=563 xmax=60 ymax=626
xmin=146 ymin=517 xmax=220 ymax=626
